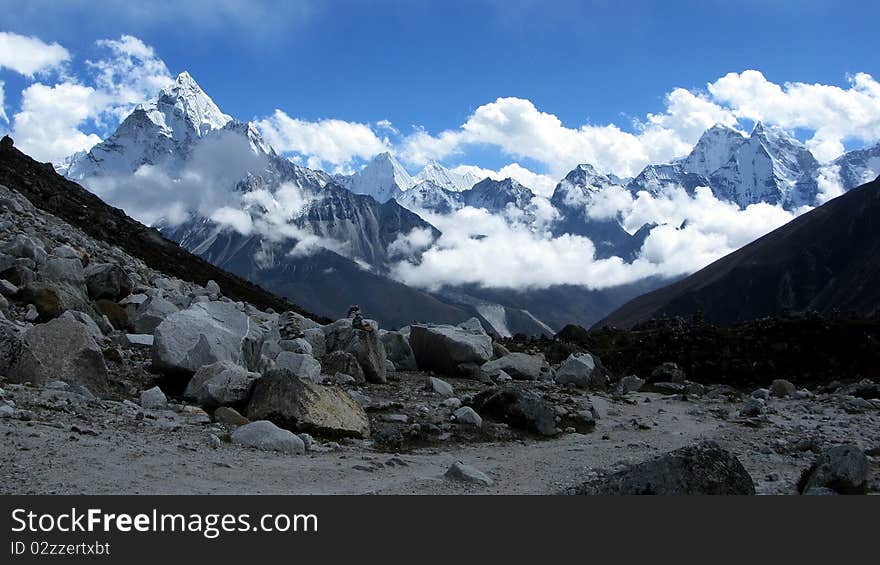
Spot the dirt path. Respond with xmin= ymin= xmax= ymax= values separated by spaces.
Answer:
xmin=3 ymin=386 xmax=876 ymax=495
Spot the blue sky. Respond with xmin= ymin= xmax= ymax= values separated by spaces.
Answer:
xmin=1 ymin=0 xmax=879 ymax=185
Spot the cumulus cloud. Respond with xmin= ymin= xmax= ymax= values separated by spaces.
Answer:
xmin=391 ymin=185 xmax=800 ymax=292
xmin=255 ymin=110 xmax=390 ymax=171
xmin=0 ymin=31 xmax=70 ymax=76
xmin=452 ymin=163 xmax=557 ymax=197
xmin=7 ymin=34 xmax=173 ymax=163
xmin=10 ymin=82 xmax=102 ymax=163
xmin=397 ymin=71 xmax=880 ymax=179
xmin=708 ymin=70 xmax=880 ymax=162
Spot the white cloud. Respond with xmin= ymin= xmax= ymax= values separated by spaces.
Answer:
xmin=8 ymin=34 xmax=173 ymax=163
xmin=452 ymin=163 xmax=558 ymax=196
xmin=0 ymin=31 xmax=70 ymax=77
xmin=255 ymin=110 xmax=390 ymax=171
xmin=707 ymin=70 xmax=880 ymax=162
xmin=398 ymin=71 xmax=880 ymax=179
xmin=0 ymin=81 xmax=7 ymax=123
xmin=10 ymin=82 xmax=102 ymax=162
xmin=391 ymin=185 xmax=800 ymax=292
xmin=88 ymin=35 xmax=173 ymax=124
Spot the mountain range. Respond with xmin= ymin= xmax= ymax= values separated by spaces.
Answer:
xmin=58 ymin=71 xmax=880 ymax=334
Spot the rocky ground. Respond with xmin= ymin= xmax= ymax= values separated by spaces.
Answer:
xmin=1 ymin=182 xmax=879 ymax=495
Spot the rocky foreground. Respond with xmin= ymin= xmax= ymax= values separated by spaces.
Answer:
xmin=1 ymin=183 xmax=878 ymax=495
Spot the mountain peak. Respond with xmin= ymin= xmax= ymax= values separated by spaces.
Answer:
xmin=413 ymin=159 xmax=478 ymax=192
xmin=146 ymin=70 xmax=232 ymax=137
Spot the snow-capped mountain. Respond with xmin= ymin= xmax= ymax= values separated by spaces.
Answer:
xmin=626 ymin=163 xmax=710 ymax=196
xmin=707 ymin=122 xmax=819 ymax=208
xmin=335 ymin=152 xmax=415 ymax=203
xmin=550 ymin=165 xmax=651 ymax=260
xmin=413 ymin=160 xmax=480 ymax=192
xmin=396 ymin=180 xmax=462 ymax=214
xmin=679 ymin=123 xmax=746 ymax=176
xmin=832 ymin=142 xmax=880 ymax=190
xmin=62 ymin=72 xmax=237 ymax=179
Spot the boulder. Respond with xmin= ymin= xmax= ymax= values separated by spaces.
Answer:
xmin=798 ymin=445 xmax=869 ymax=494
xmin=39 ymin=257 xmax=85 ymax=285
xmin=379 ymin=330 xmax=417 ymax=371
xmin=323 ymin=318 xmax=386 ymax=383
xmin=231 ymin=420 xmax=305 ymax=454
xmin=554 ymin=353 xmax=607 ymax=389
xmin=457 ymin=317 xmax=487 ymax=334
xmin=247 ymin=370 xmax=370 ymax=438
xmin=425 ymin=376 xmax=454 ymax=397
xmin=649 ymin=362 xmax=686 ymax=384
xmin=302 ymin=328 xmax=326 ymax=358
xmin=481 ymin=353 xmax=548 ymax=381
xmin=11 ymin=316 xmax=109 ymax=395
xmin=445 ymin=461 xmax=493 ymax=486
xmin=205 ymin=279 xmax=221 ymax=299
xmin=409 ymin=323 xmax=492 ymax=377
xmin=152 ymin=301 xmax=264 ymax=374
xmin=471 ymin=385 xmax=558 ymax=436
xmin=140 ymin=386 xmax=167 ymax=409
xmin=770 ymin=379 xmax=797 ymax=398
xmin=614 ymin=375 xmax=645 ymax=394
xmin=0 ymin=279 xmax=18 ymax=297
xmin=59 ymin=310 xmax=104 ymax=341
xmin=279 ymin=338 xmax=312 ymax=355
xmin=17 ymin=281 xmax=89 ymax=321
xmin=128 ymin=294 xmax=179 ymax=334
xmin=184 ymin=361 xmax=261 ymax=407
xmin=126 ymin=334 xmax=154 ymax=347
xmin=322 ymin=350 xmax=365 ymax=383
xmin=453 ymin=406 xmax=482 ymax=427
xmin=275 ymin=352 xmax=322 ymax=383
xmin=568 ymin=441 xmax=755 ymax=495
xmin=84 ymin=263 xmax=132 ymax=301
xmin=2 ymin=234 xmax=47 ymax=265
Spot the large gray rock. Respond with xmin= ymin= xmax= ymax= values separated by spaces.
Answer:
xmin=770 ymin=379 xmax=797 ymax=398
xmin=127 ymin=294 xmax=179 ymax=334
xmin=152 ymin=301 xmax=264 ymax=374
xmin=471 ymin=385 xmax=558 ymax=436
xmin=140 ymin=386 xmax=167 ymax=409
xmin=247 ymin=370 xmax=370 ymax=438
xmin=425 ymin=376 xmax=454 ymax=397
xmin=380 ymin=330 xmax=417 ymax=371
xmin=84 ymin=263 xmax=132 ymax=301
xmin=2 ymin=234 xmax=47 ymax=265
xmin=323 ymin=318 xmax=386 ymax=383
xmin=231 ymin=420 xmax=305 ymax=454
xmin=0 ymin=318 xmax=25 ymax=377
xmin=184 ymin=361 xmax=261 ymax=407
xmin=59 ymin=310 xmax=104 ymax=341
xmin=481 ymin=353 xmax=548 ymax=381
xmin=39 ymin=257 xmax=85 ymax=286
xmin=445 ymin=461 xmax=494 ymax=486
xmin=11 ymin=316 xmax=109 ymax=395
xmin=568 ymin=441 xmax=755 ymax=495
xmin=321 ymin=350 xmax=365 ymax=383
xmin=274 ymin=352 xmax=322 ymax=383
xmin=554 ymin=353 xmax=608 ymax=389
xmin=302 ymin=328 xmax=326 ymax=358
xmin=409 ymin=323 xmax=493 ymax=377
xmin=798 ymin=445 xmax=869 ymax=494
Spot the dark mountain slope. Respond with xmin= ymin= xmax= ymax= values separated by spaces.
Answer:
xmin=0 ymin=135 xmax=323 ymax=320
xmin=596 ymin=176 xmax=880 ymax=329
